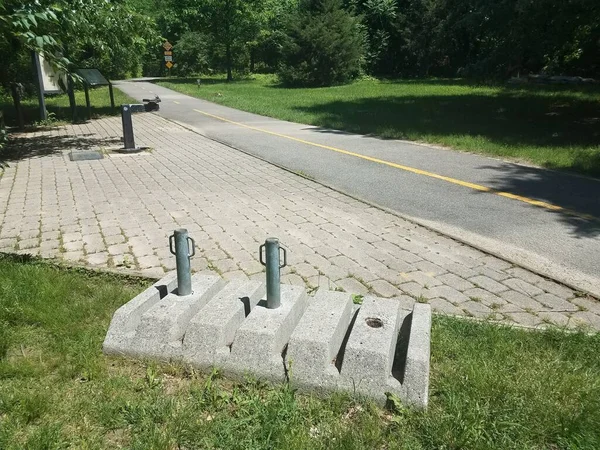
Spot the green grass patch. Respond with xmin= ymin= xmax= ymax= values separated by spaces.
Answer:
xmin=0 ymin=86 xmax=136 ymax=127
xmin=1 ymin=253 xmax=599 ymax=449
xmin=157 ymin=75 xmax=600 ymax=178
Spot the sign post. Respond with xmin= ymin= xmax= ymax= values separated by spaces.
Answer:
xmin=163 ymin=41 xmax=174 ymax=75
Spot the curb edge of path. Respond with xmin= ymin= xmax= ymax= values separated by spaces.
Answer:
xmin=159 ymin=114 xmax=600 ymax=301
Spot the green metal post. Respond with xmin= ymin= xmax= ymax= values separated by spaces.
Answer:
xmin=169 ymin=229 xmax=195 ymax=296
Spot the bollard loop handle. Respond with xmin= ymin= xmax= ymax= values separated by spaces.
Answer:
xmin=259 ymin=243 xmax=266 ymax=266
xmin=169 ymin=234 xmax=176 ymax=255
xmin=279 ymin=247 xmax=287 ymax=269
xmin=187 ymin=237 xmax=196 ymax=257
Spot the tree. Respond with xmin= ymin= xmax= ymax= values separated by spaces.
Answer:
xmin=278 ymin=0 xmax=365 ymax=87
xmin=174 ymin=31 xmax=210 ymax=75
xmin=200 ymin=0 xmax=266 ymax=81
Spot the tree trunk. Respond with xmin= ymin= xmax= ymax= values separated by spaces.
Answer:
xmin=226 ymin=42 xmax=233 ymax=82
xmin=225 ymin=0 xmax=233 ymax=82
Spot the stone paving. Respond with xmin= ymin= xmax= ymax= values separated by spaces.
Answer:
xmin=1 ymin=113 xmax=599 ymax=330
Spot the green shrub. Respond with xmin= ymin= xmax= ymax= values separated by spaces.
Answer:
xmin=277 ymin=0 xmax=365 ymax=87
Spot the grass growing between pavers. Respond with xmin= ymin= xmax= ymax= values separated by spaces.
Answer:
xmin=157 ymin=75 xmax=600 ymax=178
xmin=0 ymin=86 xmax=136 ymax=127
xmin=1 ymin=254 xmax=599 ymax=449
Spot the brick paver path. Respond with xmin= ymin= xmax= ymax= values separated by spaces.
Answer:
xmin=1 ymin=114 xmax=599 ymax=330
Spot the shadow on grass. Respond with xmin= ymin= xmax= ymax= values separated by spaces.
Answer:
xmin=292 ymin=93 xmax=600 ymax=175
xmin=1 ymin=133 xmax=121 ymax=166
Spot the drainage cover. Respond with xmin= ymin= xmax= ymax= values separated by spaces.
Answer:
xmin=69 ymin=151 xmax=104 ymax=161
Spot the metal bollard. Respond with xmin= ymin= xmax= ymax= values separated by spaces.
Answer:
xmin=169 ymin=229 xmax=196 ymax=296
xmin=259 ymin=238 xmax=287 ymax=309
xmin=121 ymin=105 xmax=136 ymax=149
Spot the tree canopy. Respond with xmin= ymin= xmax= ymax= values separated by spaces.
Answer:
xmin=1 ymin=0 xmax=599 ymax=91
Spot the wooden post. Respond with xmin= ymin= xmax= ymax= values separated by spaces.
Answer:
xmin=108 ymin=82 xmax=115 ymax=108
xmin=84 ymin=83 xmax=91 ymax=120
xmin=10 ymin=83 xmax=24 ymax=130
xmin=67 ymin=75 xmax=77 ymax=123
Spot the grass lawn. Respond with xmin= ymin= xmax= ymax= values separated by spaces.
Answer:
xmin=0 ymin=86 xmax=136 ymax=127
xmin=157 ymin=75 xmax=600 ymax=178
xmin=1 ymin=255 xmax=599 ymax=449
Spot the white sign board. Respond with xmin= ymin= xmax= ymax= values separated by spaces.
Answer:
xmin=37 ymin=53 xmax=66 ymax=94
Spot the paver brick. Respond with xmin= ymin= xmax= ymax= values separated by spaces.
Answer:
xmin=570 ymin=296 xmax=600 ymax=315
xmin=369 ymin=279 xmax=402 ymax=298
xmin=401 ymin=271 xmax=443 ymax=288
xmin=536 ymin=279 xmax=575 ymax=299
xmin=461 ymin=300 xmax=493 ymax=318
xmin=500 ymin=290 xmax=546 ymax=312
xmin=505 ymin=312 xmax=543 ymax=328
xmin=437 ymin=273 xmax=475 ymax=292
xmin=469 ymin=275 xmax=509 ymax=294
xmin=336 ymin=277 xmax=369 ymax=295
xmin=534 ymin=293 xmax=578 ymax=312
xmin=538 ymin=311 xmax=572 ymax=327
xmin=17 ymin=238 xmax=39 ymax=250
xmin=428 ymin=298 xmax=463 ymax=315
xmin=570 ymin=311 xmax=600 ymax=329
xmin=505 ymin=267 xmax=546 ymax=285
xmin=398 ymin=282 xmax=434 ymax=300
xmin=427 ymin=285 xmax=470 ymax=304
xmin=108 ymin=243 xmax=130 ymax=256
xmin=294 ymin=263 xmax=320 ymax=279
xmin=137 ymin=255 xmax=161 ymax=269
xmin=462 ymin=288 xmax=506 ymax=307
xmin=502 ymin=278 xmax=544 ymax=297
xmin=477 ymin=267 xmax=510 ymax=282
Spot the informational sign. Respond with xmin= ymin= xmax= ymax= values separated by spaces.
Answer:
xmin=164 ymin=55 xmax=173 ymax=62
xmin=76 ymin=68 xmax=110 ymax=86
xmin=36 ymin=53 xmax=66 ymax=94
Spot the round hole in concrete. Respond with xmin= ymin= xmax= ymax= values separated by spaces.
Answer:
xmin=366 ymin=317 xmax=383 ymax=328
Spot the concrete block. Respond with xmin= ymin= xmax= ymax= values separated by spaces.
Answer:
xmin=182 ymin=279 xmax=265 ymax=368
xmin=340 ymin=296 xmax=407 ymax=404
xmin=402 ymin=303 xmax=431 ymax=409
xmin=286 ymin=290 xmax=354 ymax=391
xmin=226 ymin=285 xmax=308 ymax=382
xmin=103 ymin=271 xmax=178 ymax=355
xmin=131 ymin=274 xmax=225 ymax=359
xmin=103 ymin=272 xmax=432 ymax=410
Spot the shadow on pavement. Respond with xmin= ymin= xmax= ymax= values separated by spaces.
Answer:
xmin=475 ymin=163 xmax=600 ymax=238
xmin=0 ymin=133 xmax=121 ymax=166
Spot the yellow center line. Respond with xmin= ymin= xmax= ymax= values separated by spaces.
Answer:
xmin=192 ymin=108 xmax=596 ymax=221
